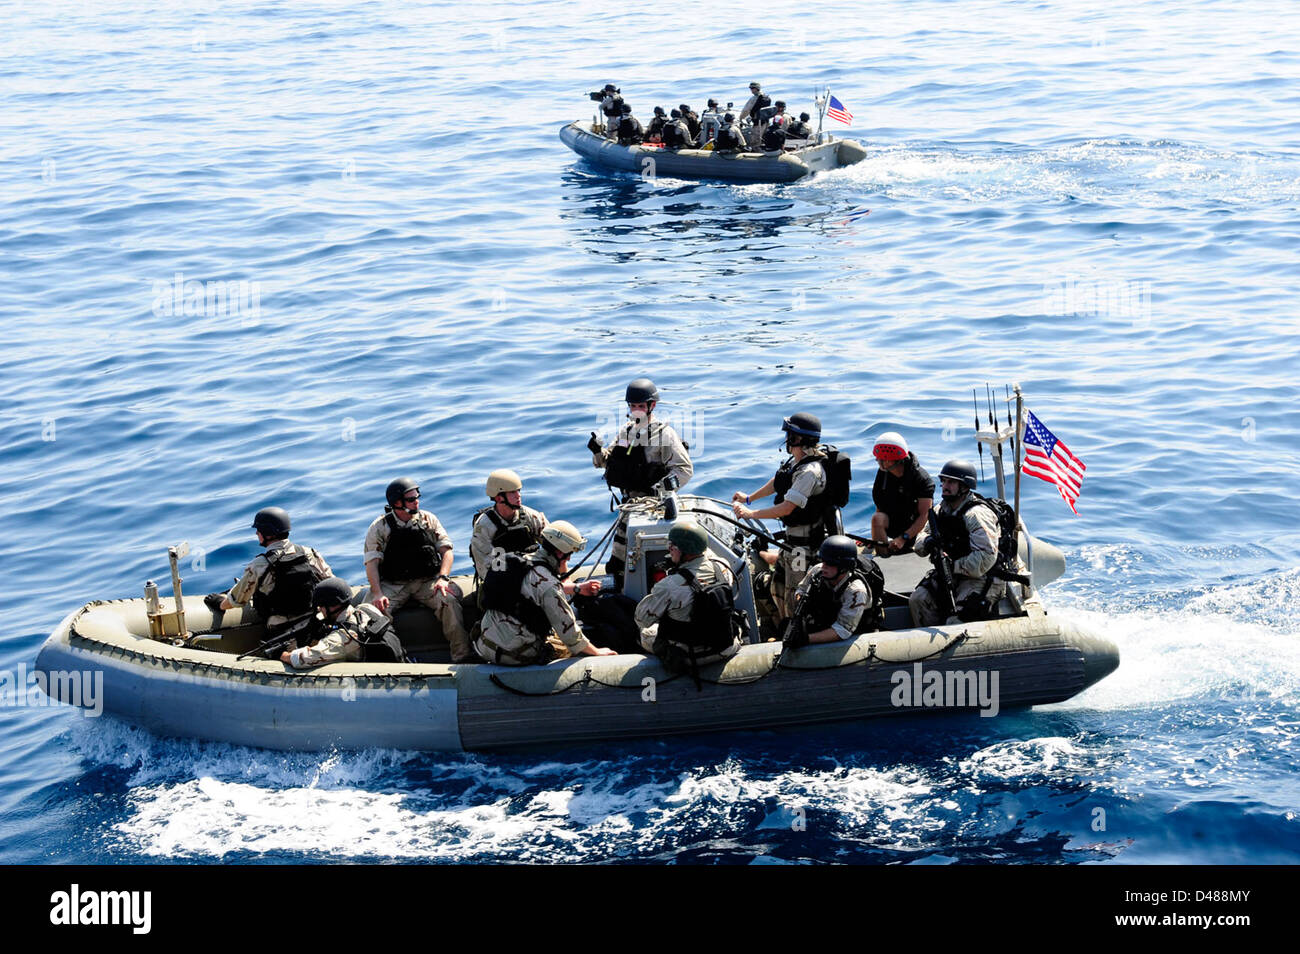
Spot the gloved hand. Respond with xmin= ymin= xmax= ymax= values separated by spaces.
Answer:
xmin=204 ymin=592 xmax=226 ymax=611
xmin=587 ymin=432 xmax=603 ymax=455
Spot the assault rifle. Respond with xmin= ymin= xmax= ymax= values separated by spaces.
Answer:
xmin=237 ymin=612 xmax=323 ymax=662
xmin=923 ymin=510 xmax=957 ymax=621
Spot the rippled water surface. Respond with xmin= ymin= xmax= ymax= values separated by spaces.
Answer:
xmin=1 ymin=0 xmax=1298 ymax=863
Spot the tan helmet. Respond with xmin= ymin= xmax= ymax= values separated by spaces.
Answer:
xmin=540 ymin=520 xmax=586 ymax=555
xmin=485 ymin=468 xmax=523 ymax=498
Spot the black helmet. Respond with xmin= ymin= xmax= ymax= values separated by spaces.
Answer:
xmin=654 ymin=106 xmax=665 ymax=116
xmin=775 ymin=100 xmax=786 ymax=109
xmin=723 ymin=112 xmax=736 ymax=123
xmin=251 ymin=507 xmax=291 ymax=537
xmin=311 ymin=576 xmax=353 ymax=608
xmin=670 ymin=108 xmax=681 ymax=118
xmin=939 ymin=459 xmax=978 ymax=491
xmin=782 ymin=412 xmax=822 ymax=444
xmin=603 ymin=83 xmax=618 ymax=92
xmin=800 ymin=112 xmax=810 ymax=121
xmin=708 ymin=98 xmax=719 ymax=107
xmin=679 ymin=103 xmax=691 ymax=112
xmin=385 ymin=477 xmax=419 ymax=506
xmin=749 ymin=81 xmax=762 ymax=91
xmin=818 ymin=535 xmax=858 ymax=570
xmin=625 ymin=377 xmax=659 ymax=404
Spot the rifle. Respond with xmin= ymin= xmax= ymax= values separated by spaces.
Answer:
xmin=924 ymin=510 xmax=957 ymax=620
xmin=237 ymin=612 xmax=323 ymax=661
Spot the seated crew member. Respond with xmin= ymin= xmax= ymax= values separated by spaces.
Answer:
xmin=909 ymin=460 xmax=1005 ymax=626
xmin=731 ymin=412 xmax=831 ymax=622
xmin=281 ymin=577 xmax=405 ymax=669
xmin=662 ymin=109 xmax=692 ymax=149
xmin=698 ymin=98 xmax=723 ymax=145
xmin=786 ymin=112 xmax=813 ymax=141
xmin=588 ymin=377 xmax=693 ymax=581
xmin=471 ymin=469 xmax=600 ymax=600
xmin=635 ymin=521 xmax=742 ymax=669
xmin=204 ymin=507 xmax=331 ymax=636
xmin=714 ymin=113 xmax=747 ymax=152
xmin=678 ymin=103 xmax=701 ymax=141
xmin=760 ymin=120 xmax=787 ymax=152
xmin=785 ymin=535 xmax=870 ymax=648
xmin=364 ymin=477 xmax=474 ymax=662
xmin=615 ymin=103 xmax=643 ymax=145
xmin=475 ymin=521 xmax=618 ymax=665
xmin=645 ymin=106 xmax=668 ymax=142
xmin=869 ymin=431 xmax=934 ymax=557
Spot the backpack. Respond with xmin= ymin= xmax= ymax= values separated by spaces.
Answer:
xmin=970 ymin=492 xmax=1019 ymax=566
xmin=852 ymin=552 xmax=886 ymax=632
xmin=820 ymin=445 xmax=852 ymax=508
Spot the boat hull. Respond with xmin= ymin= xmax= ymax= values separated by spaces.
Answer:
xmin=559 ymin=121 xmax=865 ymax=183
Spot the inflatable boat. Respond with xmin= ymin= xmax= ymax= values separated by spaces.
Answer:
xmin=559 ymin=121 xmax=868 ymax=183
xmin=35 ymin=493 xmax=1119 ymax=752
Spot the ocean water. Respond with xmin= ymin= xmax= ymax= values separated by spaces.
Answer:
xmin=1 ymin=0 xmax=1297 ymax=863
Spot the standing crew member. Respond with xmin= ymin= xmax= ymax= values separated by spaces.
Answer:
xmin=635 ymin=521 xmax=743 ymax=670
xmin=731 ymin=413 xmax=831 ymax=621
xmin=475 ymin=521 xmax=619 ymax=665
xmin=909 ymin=460 xmax=1004 ymax=626
xmin=204 ymin=507 xmax=331 ymax=636
xmin=589 ymin=377 xmax=693 ymax=582
xmin=869 ymin=431 xmax=934 ymax=556
xmin=784 ymin=536 xmax=871 ymax=648
xmin=739 ymin=81 xmax=771 ymax=145
xmin=364 ymin=477 xmax=473 ymax=662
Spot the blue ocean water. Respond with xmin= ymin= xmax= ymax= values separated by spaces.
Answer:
xmin=1 ymin=0 xmax=1298 ymax=863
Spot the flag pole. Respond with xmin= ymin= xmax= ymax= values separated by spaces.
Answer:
xmin=1013 ymin=383 xmax=1024 ymax=529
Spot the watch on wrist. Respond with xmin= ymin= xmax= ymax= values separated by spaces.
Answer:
xmin=901 ymin=532 xmax=911 ymax=543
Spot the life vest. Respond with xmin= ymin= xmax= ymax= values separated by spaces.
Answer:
xmin=715 ymin=125 xmax=746 ymax=151
xmin=761 ymin=124 xmax=787 ymax=151
xmin=377 ymin=512 xmax=442 ymax=582
xmin=749 ymin=94 xmax=771 ymax=120
xmin=252 ymin=546 xmax=323 ymax=620
xmin=480 ymin=553 xmax=553 ymax=639
xmin=604 ymin=434 xmax=669 ymax=496
xmin=796 ymin=554 xmax=884 ymax=635
xmin=680 ymin=109 xmax=700 ymax=139
xmin=663 ymin=120 xmax=691 ymax=149
xmin=934 ymin=494 xmax=996 ymax=562
xmin=474 ymin=506 xmax=543 ymax=557
xmin=655 ymin=560 xmax=742 ymax=656
xmin=616 ymin=117 xmax=643 ymax=145
xmin=773 ymin=452 xmax=831 ymax=529
xmin=330 ymin=606 xmax=409 ymax=663
xmin=787 ymin=120 xmax=811 ymax=139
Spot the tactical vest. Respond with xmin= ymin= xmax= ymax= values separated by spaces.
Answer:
xmin=681 ymin=109 xmax=700 ymax=138
xmin=476 ymin=506 xmax=543 ymax=557
xmin=664 ymin=120 xmax=691 ymax=149
xmin=716 ymin=125 xmax=745 ymax=150
xmin=797 ymin=558 xmax=883 ymax=635
xmin=788 ymin=121 xmax=811 ymax=139
xmin=480 ymin=553 xmax=553 ymax=639
xmin=773 ymin=453 xmax=830 ymax=529
xmin=377 ymin=512 xmax=442 ymax=582
xmin=604 ymin=438 xmax=669 ymax=495
xmin=750 ymin=94 xmax=771 ymax=119
xmin=762 ymin=124 xmax=787 ymax=150
xmin=252 ymin=546 xmax=321 ymax=620
xmin=331 ymin=607 xmax=408 ymax=664
xmin=655 ymin=561 xmax=740 ymax=655
xmin=935 ymin=495 xmax=993 ymax=561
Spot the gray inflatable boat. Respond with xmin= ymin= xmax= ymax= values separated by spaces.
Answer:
xmin=560 ymin=121 xmax=868 ymax=183
xmin=35 ymin=493 xmax=1118 ymax=752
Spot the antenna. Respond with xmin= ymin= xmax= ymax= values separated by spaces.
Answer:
xmin=973 ymin=388 xmax=985 ymax=481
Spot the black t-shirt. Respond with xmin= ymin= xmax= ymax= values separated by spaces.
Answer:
xmin=872 ymin=453 xmax=935 ymax=535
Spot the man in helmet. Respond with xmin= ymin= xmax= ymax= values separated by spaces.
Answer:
xmin=784 ymin=535 xmax=872 ymax=648
xmin=204 ymin=507 xmax=332 ymax=636
xmin=698 ymin=98 xmax=723 ymax=145
xmin=635 ymin=520 xmax=743 ymax=670
xmin=470 ymin=470 xmax=603 ymax=601
xmin=714 ymin=113 xmax=747 ymax=152
xmin=738 ymin=81 xmax=771 ymax=146
xmin=589 ymin=377 xmax=693 ymax=582
xmin=645 ymin=106 xmax=669 ymax=143
xmin=678 ymin=103 xmax=701 ymax=141
xmin=908 ymin=460 xmax=1004 ymax=626
xmin=870 ymin=431 xmax=935 ymax=557
xmin=615 ymin=102 xmax=644 ymax=145
xmin=786 ymin=112 xmax=813 ymax=141
xmin=281 ymin=577 xmax=405 ymax=669
xmin=731 ymin=412 xmax=831 ymax=621
xmin=662 ymin=109 xmax=692 ymax=150
xmin=363 ymin=477 xmax=474 ymax=662
xmin=476 ymin=520 xmax=619 ymax=666
xmin=591 ymin=83 xmax=624 ymax=136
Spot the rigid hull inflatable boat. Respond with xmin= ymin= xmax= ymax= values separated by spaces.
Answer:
xmin=560 ymin=121 xmax=868 ymax=183
xmin=36 ymin=493 xmax=1119 ymax=752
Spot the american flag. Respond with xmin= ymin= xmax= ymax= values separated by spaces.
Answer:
xmin=1021 ymin=410 xmax=1087 ymax=513
xmin=827 ymin=94 xmax=853 ymax=125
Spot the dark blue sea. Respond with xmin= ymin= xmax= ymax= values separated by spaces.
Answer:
xmin=2 ymin=0 xmax=1298 ymax=864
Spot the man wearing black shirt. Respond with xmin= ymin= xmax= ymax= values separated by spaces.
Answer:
xmin=870 ymin=431 xmax=935 ymax=556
